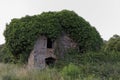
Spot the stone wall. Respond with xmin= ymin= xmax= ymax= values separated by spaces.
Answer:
xmin=54 ymin=32 xmax=78 ymax=57
xmin=28 ymin=36 xmax=47 ymax=69
xmin=28 ymin=33 xmax=78 ymax=69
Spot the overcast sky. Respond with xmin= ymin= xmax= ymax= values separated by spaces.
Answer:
xmin=0 ymin=0 xmax=120 ymax=44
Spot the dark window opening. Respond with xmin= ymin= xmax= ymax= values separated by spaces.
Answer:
xmin=45 ymin=57 xmax=56 ymax=66
xmin=47 ymin=38 xmax=52 ymax=48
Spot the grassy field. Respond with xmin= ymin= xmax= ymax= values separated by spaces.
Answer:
xmin=0 ymin=52 xmax=120 ymax=80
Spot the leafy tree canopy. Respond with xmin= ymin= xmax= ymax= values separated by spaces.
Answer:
xmin=4 ymin=10 xmax=103 ymax=61
xmin=104 ymin=34 xmax=120 ymax=52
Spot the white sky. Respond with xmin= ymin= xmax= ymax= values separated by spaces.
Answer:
xmin=0 ymin=0 xmax=120 ymax=44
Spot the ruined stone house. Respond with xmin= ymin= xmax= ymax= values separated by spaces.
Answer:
xmin=28 ymin=32 xmax=78 ymax=69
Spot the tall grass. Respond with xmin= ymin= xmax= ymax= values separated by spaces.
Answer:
xmin=0 ymin=63 xmax=98 ymax=80
xmin=0 ymin=62 xmax=120 ymax=80
xmin=0 ymin=51 xmax=120 ymax=80
xmin=0 ymin=63 xmax=62 ymax=80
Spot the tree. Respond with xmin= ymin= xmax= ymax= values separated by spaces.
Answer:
xmin=104 ymin=34 xmax=120 ymax=52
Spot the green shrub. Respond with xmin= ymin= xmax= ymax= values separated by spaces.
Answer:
xmin=79 ymin=51 xmax=120 ymax=64
xmin=104 ymin=34 xmax=120 ymax=52
xmin=61 ymin=63 xmax=80 ymax=79
xmin=0 ymin=44 xmax=14 ymax=63
xmin=54 ymin=49 xmax=81 ymax=69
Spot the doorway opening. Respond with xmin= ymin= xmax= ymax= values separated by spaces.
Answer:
xmin=45 ymin=57 xmax=56 ymax=66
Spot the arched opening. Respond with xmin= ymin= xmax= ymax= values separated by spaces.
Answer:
xmin=47 ymin=38 xmax=52 ymax=48
xmin=45 ymin=57 xmax=56 ymax=66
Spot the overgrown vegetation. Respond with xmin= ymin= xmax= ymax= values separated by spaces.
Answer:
xmin=0 ymin=44 xmax=14 ymax=63
xmin=1 ymin=10 xmax=120 ymax=79
xmin=0 ymin=38 xmax=120 ymax=79
xmin=0 ymin=51 xmax=120 ymax=80
xmin=4 ymin=10 xmax=103 ymax=62
xmin=104 ymin=34 xmax=120 ymax=52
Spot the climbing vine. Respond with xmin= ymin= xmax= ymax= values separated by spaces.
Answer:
xmin=4 ymin=10 xmax=103 ymax=62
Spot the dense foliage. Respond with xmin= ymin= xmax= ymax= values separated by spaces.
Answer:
xmin=104 ymin=34 xmax=120 ymax=52
xmin=4 ymin=10 xmax=103 ymax=61
xmin=0 ymin=44 xmax=14 ymax=63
